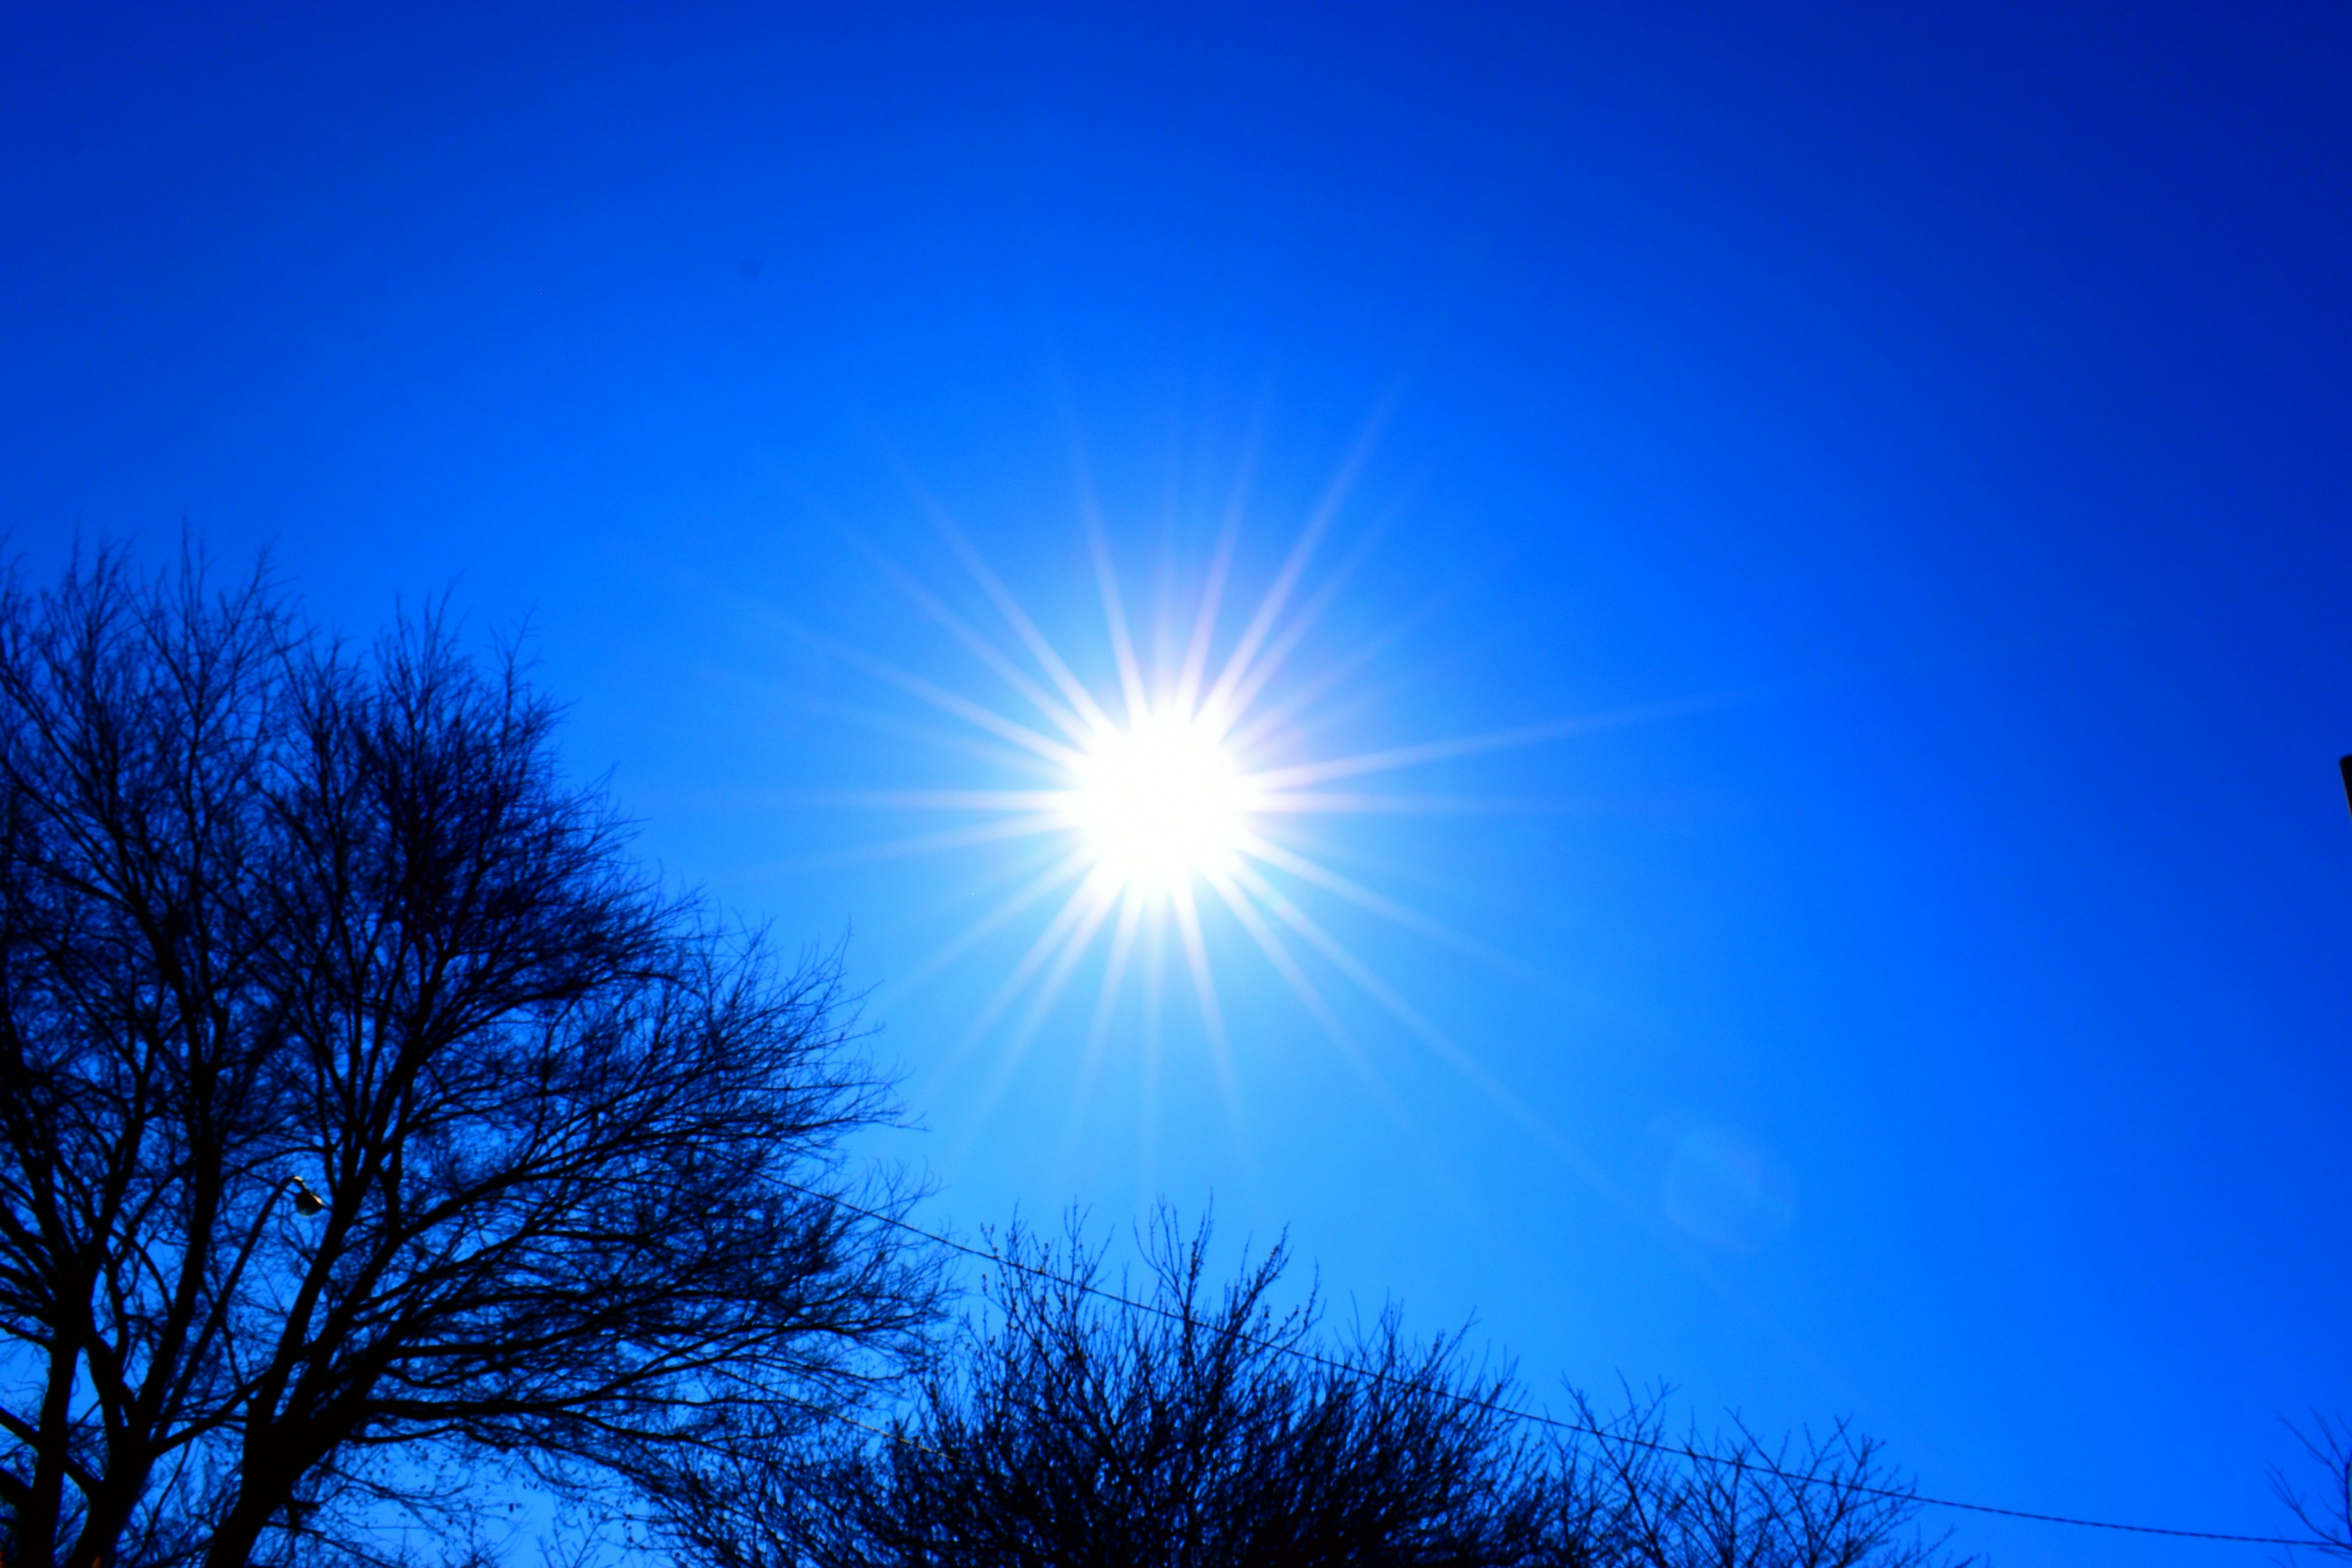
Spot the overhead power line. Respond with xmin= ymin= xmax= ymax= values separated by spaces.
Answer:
xmin=791 ymin=1180 xmax=2321 ymax=1551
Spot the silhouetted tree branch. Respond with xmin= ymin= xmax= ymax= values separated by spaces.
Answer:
xmin=650 ymin=1209 xmax=1958 ymax=1568
xmin=1537 ymin=1386 xmax=1960 ymax=1568
xmin=0 ymin=546 xmax=938 ymax=1568
xmin=2273 ymin=1413 xmax=2352 ymax=1561
xmin=646 ymin=1207 xmax=1548 ymax=1566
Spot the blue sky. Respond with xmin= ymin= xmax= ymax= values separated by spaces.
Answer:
xmin=5 ymin=3 xmax=2349 ymax=1561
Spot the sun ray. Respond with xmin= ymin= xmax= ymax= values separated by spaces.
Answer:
xmin=788 ymin=426 xmax=1675 ymax=1208
xmin=807 ymin=700 xmax=1069 ymax=780
xmin=1201 ymin=506 xmax=1333 ymax=726
xmin=1058 ymin=889 xmax=1147 ymax=1148
xmin=890 ymin=831 xmax=1083 ymax=929
xmin=1233 ymin=827 xmax=1553 ymax=987
xmin=953 ymin=877 xmax=1125 ymax=1144
xmin=1248 ymin=791 xmax=1584 ymax=815
xmin=1226 ymin=855 xmax=1682 ymax=1235
xmin=921 ymin=502 xmax=1120 ymax=737
xmin=1243 ymin=694 xmax=1731 ymax=793
xmin=1176 ymin=499 xmax=1244 ymax=718
xmin=1085 ymin=511 xmax=1152 ymax=726
xmin=1071 ymin=458 xmax=1154 ymax=728
xmin=1167 ymin=878 xmax=1241 ymax=1123
xmin=1138 ymin=902 xmax=1168 ymax=1198
xmin=1215 ymin=518 xmax=1387 ymax=731
xmin=1172 ymin=399 xmax=1265 ymax=715
xmin=783 ymin=617 xmax=1087 ymax=770
xmin=886 ymin=847 xmax=1098 ymax=1000
xmin=1012 ymin=881 xmax=1121 ymax=1047
xmin=756 ymin=812 xmax=1066 ymax=873
xmin=856 ymin=538 xmax=1095 ymax=747
xmin=949 ymin=870 xmax=1116 ymax=1051
xmin=1205 ymin=866 xmax=1483 ymax=1215
xmin=1091 ymin=889 xmax=1147 ymax=1047
xmin=1201 ymin=394 xmax=1394 ymax=722
xmin=761 ymin=788 xmax=1069 ymax=811
xmin=1222 ymin=571 xmax=1463 ymax=755
xmin=1221 ymin=858 xmax=1541 ymax=1131
xmin=1199 ymin=867 xmax=1399 ymax=1106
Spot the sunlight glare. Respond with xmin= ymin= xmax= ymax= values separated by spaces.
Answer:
xmin=1066 ymin=711 xmax=1250 ymax=894
xmin=841 ymin=467 xmax=1581 ymax=1138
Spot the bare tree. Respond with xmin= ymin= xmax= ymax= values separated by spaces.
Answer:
xmin=654 ymin=1208 xmax=1550 ymax=1568
xmin=1534 ymin=1388 xmax=1961 ymax=1568
xmin=652 ymin=1207 xmax=1965 ymax=1568
xmin=0 ymin=549 xmax=937 ymax=1568
xmin=2272 ymin=1414 xmax=2352 ymax=1561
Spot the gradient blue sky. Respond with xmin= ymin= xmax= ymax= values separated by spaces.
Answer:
xmin=5 ymin=3 xmax=2349 ymax=1561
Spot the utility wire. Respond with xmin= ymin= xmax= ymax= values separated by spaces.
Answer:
xmin=791 ymin=1180 xmax=2324 ymax=1551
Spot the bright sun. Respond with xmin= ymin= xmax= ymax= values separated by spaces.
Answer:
xmin=821 ymin=494 xmax=1571 ymax=1084
xmin=1064 ymin=710 xmax=1251 ymax=895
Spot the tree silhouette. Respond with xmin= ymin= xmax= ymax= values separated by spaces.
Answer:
xmin=649 ymin=1210 xmax=1958 ymax=1568
xmin=0 ymin=549 xmax=936 ymax=1568
xmin=653 ymin=1208 xmax=1547 ymax=1568
xmin=2272 ymin=1413 xmax=2352 ymax=1561
xmin=1532 ymin=1388 xmax=1959 ymax=1568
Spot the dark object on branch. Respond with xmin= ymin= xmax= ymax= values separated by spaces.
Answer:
xmin=0 ymin=548 xmax=935 ymax=1568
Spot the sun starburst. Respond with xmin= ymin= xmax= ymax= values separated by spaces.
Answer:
xmin=775 ymin=439 xmax=1715 ymax=1177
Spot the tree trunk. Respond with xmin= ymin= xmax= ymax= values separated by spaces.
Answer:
xmin=199 ymin=1484 xmax=282 ymax=1568
xmin=16 ymin=1322 xmax=87 ymax=1568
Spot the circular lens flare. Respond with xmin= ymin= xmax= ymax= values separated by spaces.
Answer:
xmin=1067 ymin=712 xmax=1248 ymax=894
